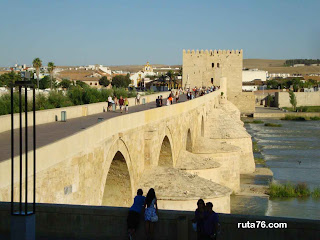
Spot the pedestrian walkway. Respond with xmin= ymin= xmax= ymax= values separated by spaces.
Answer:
xmin=0 ymin=94 xmax=188 ymax=162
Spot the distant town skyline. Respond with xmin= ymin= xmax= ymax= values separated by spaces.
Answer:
xmin=0 ymin=0 xmax=319 ymax=67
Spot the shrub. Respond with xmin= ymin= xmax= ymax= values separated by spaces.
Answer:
xmin=100 ymin=89 xmax=114 ymax=102
xmin=269 ymin=182 xmax=296 ymax=198
xmin=252 ymin=141 xmax=260 ymax=153
xmin=264 ymin=123 xmax=282 ymax=127
xmin=268 ymin=181 xmax=312 ymax=198
xmin=113 ymin=88 xmax=128 ymax=98
xmin=252 ymin=120 xmax=264 ymax=124
xmin=48 ymin=91 xmax=72 ymax=108
xmin=83 ymin=88 xmax=101 ymax=104
xmin=312 ymin=187 xmax=320 ymax=198
xmin=36 ymin=93 xmax=48 ymax=110
xmin=310 ymin=116 xmax=320 ymax=121
xmin=281 ymin=116 xmax=306 ymax=121
xmin=68 ymin=86 xmax=84 ymax=105
xmin=295 ymin=182 xmax=310 ymax=197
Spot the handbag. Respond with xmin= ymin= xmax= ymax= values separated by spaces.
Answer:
xmin=192 ymin=222 xmax=197 ymax=232
xmin=151 ymin=213 xmax=158 ymax=222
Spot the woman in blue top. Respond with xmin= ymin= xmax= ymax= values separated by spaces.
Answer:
xmin=127 ymin=189 xmax=146 ymax=239
xmin=143 ymin=188 xmax=158 ymax=240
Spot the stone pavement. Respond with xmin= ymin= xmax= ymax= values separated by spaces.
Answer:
xmin=0 ymin=94 xmax=189 ymax=162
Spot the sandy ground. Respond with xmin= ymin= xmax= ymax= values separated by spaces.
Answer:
xmin=140 ymin=167 xmax=231 ymax=200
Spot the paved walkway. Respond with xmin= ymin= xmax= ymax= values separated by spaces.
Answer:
xmin=0 ymin=95 xmax=189 ymax=162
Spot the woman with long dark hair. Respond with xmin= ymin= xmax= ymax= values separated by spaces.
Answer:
xmin=143 ymin=188 xmax=158 ymax=240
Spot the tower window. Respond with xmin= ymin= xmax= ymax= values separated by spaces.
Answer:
xmin=217 ymin=63 xmax=220 ymax=68
xmin=212 ymin=63 xmax=214 ymax=68
xmin=211 ymin=78 xmax=213 ymax=84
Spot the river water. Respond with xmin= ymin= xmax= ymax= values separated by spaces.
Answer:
xmin=230 ymin=119 xmax=320 ymax=220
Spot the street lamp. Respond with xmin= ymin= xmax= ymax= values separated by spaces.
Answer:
xmin=10 ymin=71 xmax=36 ymax=240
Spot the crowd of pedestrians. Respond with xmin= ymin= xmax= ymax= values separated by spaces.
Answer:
xmin=186 ymin=85 xmax=219 ymax=100
xmin=106 ymin=86 xmax=219 ymax=114
xmin=126 ymin=190 xmax=219 ymax=240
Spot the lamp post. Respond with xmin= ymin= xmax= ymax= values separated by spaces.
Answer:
xmin=10 ymin=71 xmax=36 ymax=240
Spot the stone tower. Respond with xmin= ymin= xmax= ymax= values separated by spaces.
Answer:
xmin=182 ymin=49 xmax=254 ymax=113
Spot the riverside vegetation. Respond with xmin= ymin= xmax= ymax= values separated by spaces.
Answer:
xmin=281 ymin=116 xmax=320 ymax=121
xmin=264 ymin=123 xmax=282 ymax=127
xmin=269 ymin=182 xmax=320 ymax=199
xmin=0 ymin=86 xmax=155 ymax=116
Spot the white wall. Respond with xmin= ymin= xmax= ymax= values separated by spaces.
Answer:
xmin=242 ymin=70 xmax=267 ymax=82
xmin=276 ymin=92 xmax=320 ymax=108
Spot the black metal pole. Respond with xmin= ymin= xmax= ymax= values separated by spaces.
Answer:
xmin=19 ymin=86 xmax=22 ymax=214
xmin=25 ymin=87 xmax=28 ymax=215
xmin=11 ymin=87 xmax=14 ymax=215
xmin=33 ymin=86 xmax=36 ymax=213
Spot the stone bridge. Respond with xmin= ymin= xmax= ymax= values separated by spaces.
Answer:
xmin=0 ymin=80 xmax=255 ymax=213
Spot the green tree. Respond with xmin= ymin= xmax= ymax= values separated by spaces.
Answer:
xmin=76 ymin=80 xmax=88 ymax=88
xmin=59 ymin=79 xmax=72 ymax=89
xmin=47 ymin=62 xmax=55 ymax=89
xmin=0 ymin=71 xmax=21 ymax=87
xmin=39 ymin=76 xmax=50 ymax=89
xmin=111 ymin=74 xmax=131 ymax=88
xmin=32 ymin=58 xmax=42 ymax=89
xmin=99 ymin=76 xmax=110 ymax=87
xmin=292 ymin=78 xmax=301 ymax=92
xmin=289 ymin=90 xmax=297 ymax=111
xmin=166 ymin=70 xmax=174 ymax=89
xmin=266 ymin=79 xmax=279 ymax=89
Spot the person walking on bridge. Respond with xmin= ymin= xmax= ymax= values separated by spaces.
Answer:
xmin=119 ymin=96 xmax=124 ymax=113
xmin=136 ymin=93 xmax=141 ymax=105
xmin=124 ymin=98 xmax=129 ymax=113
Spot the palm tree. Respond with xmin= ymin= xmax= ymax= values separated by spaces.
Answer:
xmin=32 ymin=58 xmax=42 ymax=89
xmin=47 ymin=62 xmax=55 ymax=89
xmin=167 ymin=70 xmax=174 ymax=89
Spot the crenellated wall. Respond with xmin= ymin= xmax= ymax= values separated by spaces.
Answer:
xmin=182 ymin=49 xmax=255 ymax=113
xmin=182 ymin=49 xmax=243 ymax=95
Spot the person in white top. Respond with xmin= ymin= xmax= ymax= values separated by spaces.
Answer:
xmin=136 ymin=93 xmax=141 ymax=105
xmin=107 ymin=96 xmax=113 ymax=111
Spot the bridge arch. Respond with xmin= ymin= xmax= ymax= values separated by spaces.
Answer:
xmin=157 ymin=126 xmax=175 ymax=167
xmin=101 ymin=139 xmax=134 ymax=207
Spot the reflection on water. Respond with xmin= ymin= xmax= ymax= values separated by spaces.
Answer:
xmin=231 ymin=119 xmax=320 ymax=220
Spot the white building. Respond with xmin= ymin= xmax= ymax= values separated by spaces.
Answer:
xmin=242 ymin=85 xmax=259 ymax=91
xmin=242 ymin=69 xmax=267 ymax=82
xmin=130 ymin=62 xmax=156 ymax=87
xmin=99 ymin=66 xmax=112 ymax=75
xmin=293 ymin=64 xmax=305 ymax=67
xmin=267 ymin=73 xmax=290 ymax=79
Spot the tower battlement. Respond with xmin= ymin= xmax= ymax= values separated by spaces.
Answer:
xmin=183 ymin=49 xmax=243 ymax=55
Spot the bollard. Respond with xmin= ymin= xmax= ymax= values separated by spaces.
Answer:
xmin=61 ymin=111 xmax=67 ymax=122
xmin=98 ymin=117 xmax=104 ymax=122
xmin=112 ymin=103 xmax=116 ymax=111
xmin=142 ymin=98 xmax=146 ymax=105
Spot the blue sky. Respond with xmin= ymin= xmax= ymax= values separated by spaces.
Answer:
xmin=0 ymin=0 xmax=319 ymax=66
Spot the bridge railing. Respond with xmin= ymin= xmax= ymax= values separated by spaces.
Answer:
xmin=0 ymin=202 xmax=319 ymax=240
